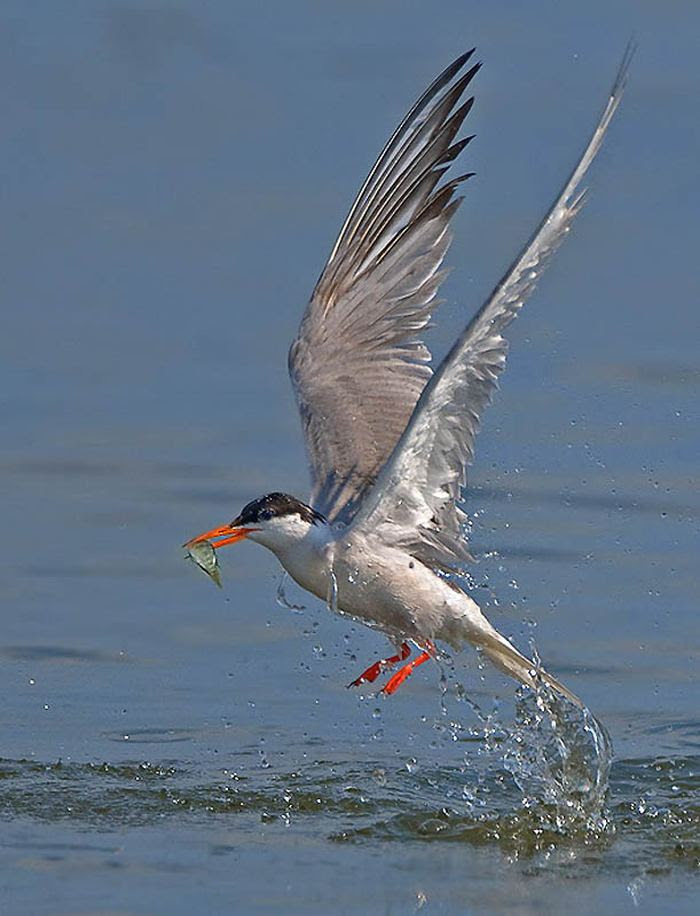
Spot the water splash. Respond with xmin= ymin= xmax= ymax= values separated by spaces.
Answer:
xmin=428 ymin=646 xmax=613 ymax=835
xmin=327 ymin=565 xmax=339 ymax=614
xmin=502 ymin=683 xmax=612 ymax=831
xmin=276 ymin=571 xmax=306 ymax=611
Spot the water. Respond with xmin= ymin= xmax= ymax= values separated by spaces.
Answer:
xmin=1 ymin=2 xmax=699 ymax=913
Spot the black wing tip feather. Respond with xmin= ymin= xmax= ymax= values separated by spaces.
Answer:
xmin=462 ymin=60 xmax=482 ymax=84
xmin=423 ymin=185 xmax=464 ymax=223
xmin=439 ymin=99 xmax=475 ymax=149
xmin=422 ymin=50 xmax=477 ymax=108
xmin=451 ymin=48 xmax=477 ymax=72
xmin=457 ymin=96 xmax=476 ymax=119
xmin=444 ymin=135 xmax=475 ymax=163
xmin=434 ymin=50 xmax=480 ymax=97
xmin=611 ymin=39 xmax=636 ymax=99
xmin=450 ymin=61 xmax=482 ymax=97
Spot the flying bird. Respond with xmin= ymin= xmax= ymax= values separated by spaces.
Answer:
xmin=186 ymin=47 xmax=632 ymax=702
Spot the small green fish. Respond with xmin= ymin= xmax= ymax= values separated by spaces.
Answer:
xmin=186 ymin=539 xmax=222 ymax=588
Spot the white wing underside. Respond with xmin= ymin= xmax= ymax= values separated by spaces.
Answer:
xmin=289 ymin=52 xmax=480 ymax=522
xmin=349 ymin=47 xmax=633 ymax=572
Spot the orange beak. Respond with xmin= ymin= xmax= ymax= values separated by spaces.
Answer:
xmin=184 ymin=523 xmax=258 ymax=550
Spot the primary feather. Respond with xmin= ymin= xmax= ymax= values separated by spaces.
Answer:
xmin=289 ymin=51 xmax=480 ymax=522
xmin=349 ymin=46 xmax=634 ymax=571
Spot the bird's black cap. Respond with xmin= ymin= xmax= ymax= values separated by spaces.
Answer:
xmin=233 ymin=493 xmax=325 ymax=527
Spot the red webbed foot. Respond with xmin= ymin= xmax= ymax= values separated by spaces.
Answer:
xmin=347 ymin=642 xmax=411 ymax=688
xmin=381 ymin=641 xmax=435 ymax=695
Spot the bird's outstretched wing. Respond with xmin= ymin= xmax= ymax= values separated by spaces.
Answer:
xmin=289 ymin=51 xmax=480 ymax=522
xmin=348 ymin=46 xmax=634 ymax=571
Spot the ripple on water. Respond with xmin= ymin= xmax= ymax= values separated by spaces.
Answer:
xmin=0 ymin=746 xmax=697 ymax=875
xmin=101 ymin=728 xmax=196 ymax=745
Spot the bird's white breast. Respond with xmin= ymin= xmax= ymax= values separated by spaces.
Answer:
xmin=274 ymin=526 xmax=481 ymax=646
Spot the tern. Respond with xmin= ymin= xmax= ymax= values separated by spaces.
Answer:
xmin=186 ymin=48 xmax=631 ymax=701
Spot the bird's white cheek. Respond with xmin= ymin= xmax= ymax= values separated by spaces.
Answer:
xmin=248 ymin=529 xmax=280 ymax=551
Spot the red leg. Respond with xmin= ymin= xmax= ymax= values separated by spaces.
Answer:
xmin=381 ymin=641 xmax=435 ymax=695
xmin=348 ymin=642 xmax=411 ymax=687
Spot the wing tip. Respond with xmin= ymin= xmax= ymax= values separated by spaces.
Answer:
xmin=610 ymin=38 xmax=637 ymax=103
xmin=438 ymin=49 xmax=477 ymax=90
xmin=456 ymin=48 xmax=477 ymax=68
xmin=447 ymin=49 xmax=482 ymax=85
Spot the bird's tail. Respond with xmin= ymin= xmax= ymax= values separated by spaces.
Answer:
xmin=477 ymin=627 xmax=583 ymax=709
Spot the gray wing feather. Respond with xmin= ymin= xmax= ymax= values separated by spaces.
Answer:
xmin=349 ymin=46 xmax=634 ymax=570
xmin=289 ymin=52 xmax=480 ymax=522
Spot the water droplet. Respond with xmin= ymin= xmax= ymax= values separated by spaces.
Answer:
xmin=327 ymin=567 xmax=339 ymax=614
